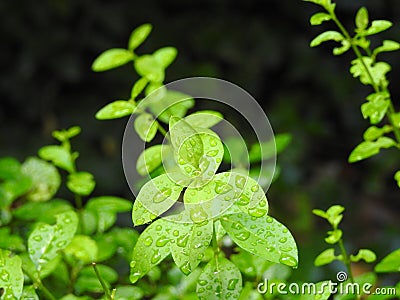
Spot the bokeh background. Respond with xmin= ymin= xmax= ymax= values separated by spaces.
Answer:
xmin=1 ymin=0 xmax=399 ymax=282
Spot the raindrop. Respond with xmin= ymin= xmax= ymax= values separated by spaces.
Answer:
xmin=259 ymin=200 xmax=267 ymax=207
xmin=180 ymin=261 xmax=191 ymax=275
xmin=248 ymin=207 xmax=267 ymax=218
xmin=136 ymin=218 xmax=145 ymax=224
xmin=235 ymin=175 xmax=246 ymax=189
xmin=215 ymin=182 xmax=233 ymax=194
xmin=151 ymin=249 xmax=161 ymax=264
xmin=153 ymin=188 xmax=172 ymax=203
xmin=64 ymin=217 xmax=72 ymax=224
xmin=184 ymin=166 xmax=192 ymax=173
xmin=177 ymin=234 xmax=189 ymax=247
xmin=197 ymin=231 xmax=202 ymax=236
xmin=231 ymin=222 xmax=243 ymax=230
xmin=33 ymin=235 xmax=42 ymax=242
xmin=266 ymin=246 xmax=275 ymax=252
xmin=282 ymin=228 xmax=288 ymax=233
xmin=279 ymin=237 xmax=287 ymax=243
xmin=227 ymin=278 xmax=239 ymax=290
xmin=280 ymin=246 xmax=292 ymax=252
xmin=250 ymin=225 xmax=257 ymax=229
xmin=236 ymin=194 xmax=250 ymax=206
xmin=0 ymin=270 xmax=10 ymax=281
xmin=190 ymin=207 xmax=208 ymax=223
xmin=251 ymin=185 xmax=259 ymax=192
xmin=198 ymin=288 xmax=205 ymax=293
xmin=56 ymin=241 xmax=66 ymax=248
xmin=156 ymin=236 xmax=170 ymax=247
xmin=210 ymin=138 xmax=218 ymax=146
xmin=206 ymin=150 xmax=218 ymax=157
xmin=279 ymin=254 xmax=298 ymax=268
xmin=130 ymin=272 xmax=141 ymax=283
xmin=206 ymin=285 xmax=213 ymax=290
xmin=156 ymin=225 xmax=163 ymax=231
xmin=198 ymin=280 xmax=207 ymax=286
xmin=266 ymin=217 xmax=273 ymax=223
xmin=234 ymin=231 xmax=250 ymax=241
xmin=144 ymin=236 xmax=153 ymax=246
xmin=173 ymin=230 xmax=179 ymax=237
xmin=130 ymin=260 xmax=137 ymax=268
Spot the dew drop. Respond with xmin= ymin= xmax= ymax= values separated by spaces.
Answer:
xmin=227 ymin=278 xmax=239 ymax=290
xmin=234 ymin=231 xmax=250 ymax=241
xmin=210 ymin=138 xmax=218 ymax=146
xmin=279 ymin=254 xmax=298 ymax=268
xmin=130 ymin=260 xmax=137 ymax=268
xmin=33 ymin=235 xmax=42 ymax=242
xmin=266 ymin=217 xmax=273 ymax=223
xmin=259 ymin=200 xmax=267 ymax=207
xmin=180 ymin=261 xmax=192 ymax=275
xmin=251 ymin=185 xmax=259 ymax=192
xmin=0 ymin=270 xmax=10 ymax=281
xmin=198 ymin=280 xmax=207 ymax=286
xmin=130 ymin=272 xmax=141 ymax=283
xmin=190 ymin=207 xmax=208 ymax=223
xmin=184 ymin=166 xmax=192 ymax=173
xmin=198 ymin=287 xmax=205 ymax=293
xmin=144 ymin=236 xmax=153 ymax=246
xmin=283 ymin=228 xmax=288 ymax=233
xmin=156 ymin=236 xmax=170 ymax=247
xmin=153 ymin=188 xmax=172 ymax=203
xmin=280 ymin=246 xmax=292 ymax=252
xmin=56 ymin=241 xmax=66 ymax=247
xmin=206 ymin=150 xmax=218 ymax=157
xmin=197 ymin=231 xmax=202 ymax=236
xmin=177 ymin=234 xmax=189 ymax=247
xmin=279 ymin=237 xmax=287 ymax=243
xmin=151 ymin=249 xmax=161 ymax=264
xmin=136 ymin=218 xmax=145 ymax=225
xmin=235 ymin=175 xmax=246 ymax=189
xmin=236 ymin=194 xmax=250 ymax=206
xmin=248 ymin=207 xmax=267 ymax=218
xmin=257 ymin=228 xmax=265 ymax=235
xmin=173 ymin=230 xmax=179 ymax=237
xmin=266 ymin=246 xmax=275 ymax=252
xmin=215 ymin=182 xmax=233 ymax=194
xmin=231 ymin=222 xmax=243 ymax=230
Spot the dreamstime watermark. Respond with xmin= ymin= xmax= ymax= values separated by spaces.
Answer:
xmin=257 ymin=271 xmax=397 ymax=296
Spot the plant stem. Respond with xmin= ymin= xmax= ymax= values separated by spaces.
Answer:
xmin=158 ymin=123 xmax=168 ymax=137
xmin=212 ymin=222 xmax=220 ymax=258
xmin=338 ymin=239 xmax=354 ymax=284
xmin=330 ymin=13 xmax=400 ymax=144
xmin=23 ymin=269 xmax=57 ymax=300
xmin=92 ymin=262 xmax=113 ymax=300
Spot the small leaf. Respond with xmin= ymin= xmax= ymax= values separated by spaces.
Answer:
xmin=134 ymin=113 xmax=159 ymax=142
xmin=28 ymin=210 xmax=78 ymax=271
xmin=136 ymin=145 xmax=164 ymax=176
xmin=92 ymin=49 xmax=134 ymax=72
xmin=375 ymin=249 xmax=400 ymax=273
xmin=394 ymin=171 xmax=400 ymax=188
xmin=349 ymin=140 xmax=381 ymax=163
xmin=365 ymin=20 xmax=393 ymax=36
xmin=153 ymin=47 xmax=177 ymax=68
xmin=197 ymin=256 xmax=242 ymax=300
xmin=325 ymin=229 xmax=342 ymax=244
xmin=21 ymin=285 xmax=39 ymax=300
xmin=361 ymin=97 xmax=390 ymax=124
xmin=86 ymin=196 xmax=132 ymax=233
xmin=310 ymin=12 xmax=332 ymax=25
xmin=373 ymin=40 xmax=400 ymax=57
xmin=310 ymin=31 xmax=344 ymax=47
xmin=363 ymin=125 xmax=392 ymax=141
xmin=249 ymin=134 xmax=292 ymax=163
xmin=0 ymin=227 xmax=25 ymax=252
xmin=128 ymin=23 xmax=152 ymax=51
xmin=53 ymin=126 xmax=81 ymax=142
xmin=67 ymin=171 xmax=95 ymax=196
xmin=38 ymin=145 xmax=74 ymax=173
xmin=0 ymin=249 xmax=23 ymax=299
xmin=184 ymin=110 xmax=223 ymax=128
xmin=350 ymin=249 xmax=376 ymax=263
xmin=312 ymin=209 xmax=328 ymax=220
xmin=22 ymin=157 xmax=61 ymax=202
xmin=96 ymin=100 xmax=136 ymax=120
xmin=355 ymin=7 xmax=369 ymax=31
xmin=132 ymin=174 xmax=183 ymax=225
xmin=333 ymin=40 xmax=351 ymax=55
xmin=350 ymin=57 xmax=391 ymax=87
xmin=326 ymin=205 xmax=344 ymax=227
xmin=64 ymin=235 xmax=98 ymax=264
xmin=130 ymin=218 xmax=173 ymax=283
xmin=315 ymin=248 xmax=336 ymax=266
xmin=221 ymin=213 xmax=298 ymax=268
xmin=170 ymin=221 xmax=213 ymax=273
xmin=134 ymin=55 xmax=164 ymax=83
xmin=131 ymin=78 xmax=148 ymax=100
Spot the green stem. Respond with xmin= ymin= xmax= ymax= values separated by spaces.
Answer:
xmin=92 ymin=262 xmax=113 ymax=300
xmin=338 ymin=239 xmax=354 ymax=284
xmin=212 ymin=222 xmax=220 ymax=258
xmin=330 ymin=12 xmax=400 ymax=144
xmin=23 ymin=269 xmax=57 ymax=300
xmin=158 ymin=123 xmax=168 ymax=137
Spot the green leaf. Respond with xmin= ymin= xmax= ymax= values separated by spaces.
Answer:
xmin=0 ymin=157 xmax=23 ymax=180
xmin=170 ymin=117 xmax=204 ymax=171
xmin=13 ymin=199 xmax=72 ymax=224
xmin=365 ymin=20 xmax=393 ymax=36
xmin=375 ymin=249 xmax=400 ymax=273
xmin=394 ymin=171 xmax=400 ymax=188
xmin=86 ymin=196 xmax=132 ymax=233
xmin=373 ymin=40 xmax=400 ymax=57
xmin=52 ymin=126 xmax=81 ymax=142
xmin=113 ymin=286 xmax=144 ymax=300
xmin=0 ymin=227 xmax=25 ymax=252
xmin=310 ymin=31 xmax=344 ymax=47
xmin=310 ymin=12 xmax=332 ymax=25
xmin=350 ymin=249 xmax=376 ymax=263
xmin=348 ymin=137 xmax=395 ymax=163
xmin=391 ymin=112 xmax=400 ymax=128
xmin=221 ymin=213 xmax=298 ymax=268
xmin=22 ymin=157 xmax=61 ymax=202
xmin=136 ymin=145 xmax=164 ymax=176
xmin=363 ymin=125 xmax=392 ymax=141
xmin=361 ymin=94 xmax=390 ymax=124
xmin=350 ymin=57 xmax=391 ymax=87
xmin=131 ymin=78 xmax=148 ymax=100
xmin=134 ymin=113 xmax=159 ymax=142
xmin=314 ymin=248 xmax=336 ymax=266
xmin=130 ymin=218 xmax=173 ymax=283
xmin=128 ymin=23 xmax=152 ymax=51
xmin=64 ymin=235 xmax=98 ymax=264
xmin=325 ymin=205 xmax=344 ymax=227
xmin=0 ymin=249 xmax=23 ymax=299
xmin=67 ymin=171 xmax=95 ymax=196
xmin=134 ymin=55 xmax=164 ymax=83
xmin=20 ymin=253 xmax=61 ymax=281
xmin=132 ymin=174 xmax=184 ymax=226
xmin=312 ymin=209 xmax=328 ymax=220
xmin=60 ymin=295 xmax=91 ymax=300
xmin=170 ymin=221 xmax=213 ymax=274
xmin=325 ymin=229 xmax=342 ymax=244
xmin=196 ymin=256 xmax=242 ymax=300
xmin=38 ymin=145 xmax=74 ymax=173
xmin=355 ymin=7 xmax=369 ymax=31
xmin=21 ymin=285 xmax=39 ymax=300
xmin=153 ymin=47 xmax=178 ymax=68
xmin=92 ymin=49 xmax=134 ymax=72
xmin=75 ymin=264 xmax=118 ymax=294
xmin=96 ymin=100 xmax=136 ymax=120
xmin=249 ymin=134 xmax=292 ymax=163
xmin=184 ymin=110 xmax=223 ymax=129
xmin=333 ymin=39 xmax=351 ymax=55
xmin=28 ymin=210 xmax=78 ymax=271
xmin=0 ymin=166 xmax=31 ymax=208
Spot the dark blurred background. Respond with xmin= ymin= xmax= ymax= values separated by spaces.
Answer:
xmin=1 ymin=0 xmax=399 ymax=282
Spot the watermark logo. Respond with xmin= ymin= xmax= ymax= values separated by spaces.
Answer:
xmin=257 ymin=272 xmax=397 ymax=297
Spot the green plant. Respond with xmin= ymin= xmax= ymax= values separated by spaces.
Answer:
xmin=91 ymin=23 xmax=299 ymax=299
xmin=305 ymin=0 xmax=400 ymax=298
